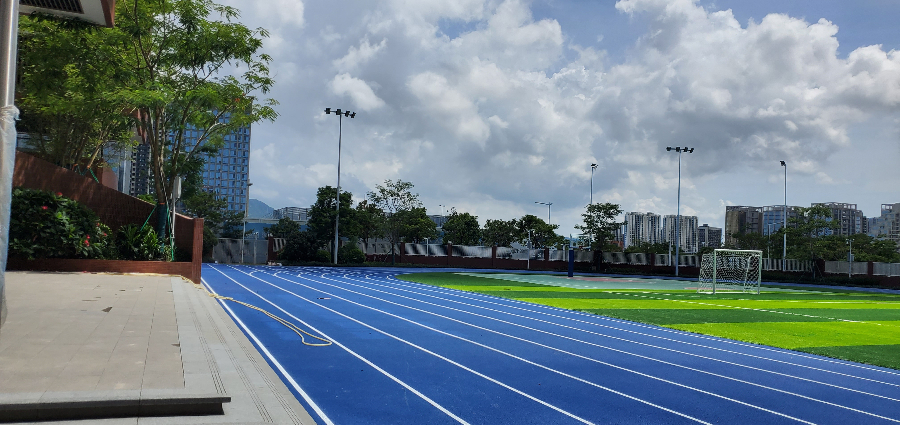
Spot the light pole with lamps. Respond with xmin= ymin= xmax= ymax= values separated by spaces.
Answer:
xmin=666 ymin=146 xmax=694 ymax=277
xmin=241 ymin=182 xmax=252 ymax=264
xmin=590 ymin=163 xmax=597 ymax=206
xmin=847 ymin=238 xmax=853 ymax=279
xmin=535 ymin=201 xmax=552 ymax=225
xmin=325 ymin=108 xmax=356 ymax=264
xmin=781 ymin=160 xmax=787 ymax=271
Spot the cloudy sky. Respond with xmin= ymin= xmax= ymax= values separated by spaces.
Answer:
xmin=221 ymin=0 xmax=900 ymax=237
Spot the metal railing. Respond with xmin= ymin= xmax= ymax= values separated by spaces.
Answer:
xmin=824 ymin=261 xmax=868 ymax=275
xmin=213 ymin=238 xmax=268 ymax=264
xmin=873 ymin=262 xmax=900 ymax=277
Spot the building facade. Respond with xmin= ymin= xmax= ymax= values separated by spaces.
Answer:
xmin=698 ymin=224 xmax=722 ymax=248
xmin=761 ymin=205 xmax=799 ymax=235
xmin=724 ymin=206 xmax=763 ymax=246
xmin=662 ymin=215 xmax=699 ymax=253
xmin=183 ymin=115 xmax=252 ymax=213
xmin=273 ymin=207 xmax=309 ymax=222
xmin=812 ymin=202 xmax=866 ymax=236
xmin=624 ymin=212 xmax=663 ymax=248
xmin=868 ymin=203 xmax=900 ymax=248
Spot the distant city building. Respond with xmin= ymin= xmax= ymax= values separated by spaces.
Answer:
xmin=724 ymin=206 xmax=763 ymax=246
xmin=698 ymin=224 xmax=722 ymax=248
xmin=868 ymin=203 xmax=900 ymax=248
xmin=273 ymin=207 xmax=309 ymax=222
xmin=624 ymin=212 xmax=663 ymax=248
xmin=181 ymin=113 xmax=252 ymax=213
xmin=812 ymin=202 xmax=866 ymax=236
xmin=761 ymin=205 xmax=799 ymax=235
xmin=130 ymin=143 xmax=151 ymax=197
xmin=662 ymin=215 xmax=699 ymax=253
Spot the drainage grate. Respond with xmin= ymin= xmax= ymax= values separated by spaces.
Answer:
xmin=20 ymin=0 xmax=84 ymax=14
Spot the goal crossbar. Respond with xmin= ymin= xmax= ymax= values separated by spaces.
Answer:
xmin=698 ymin=249 xmax=762 ymax=294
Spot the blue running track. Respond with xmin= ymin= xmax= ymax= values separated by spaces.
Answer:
xmin=201 ymin=264 xmax=900 ymax=424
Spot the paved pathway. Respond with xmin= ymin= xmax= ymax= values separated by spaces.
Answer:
xmin=0 ymin=271 xmax=316 ymax=424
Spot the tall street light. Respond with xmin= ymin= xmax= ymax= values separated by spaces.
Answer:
xmin=781 ymin=160 xmax=787 ymax=272
xmin=666 ymin=146 xmax=694 ymax=277
xmin=325 ymin=107 xmax=356 ymax=264
xmin=535 ymin=201 xmax=552 ymax=224
xmin=590 ymin=163 xmax=598 ymax=206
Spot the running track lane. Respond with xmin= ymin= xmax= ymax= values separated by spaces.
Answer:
xmin=201 ymin=264 xmax=900 ymax=425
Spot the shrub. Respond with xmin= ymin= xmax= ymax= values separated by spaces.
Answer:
xmin=279 ymin=232 xmax=320 ymax=262
xmin=9 ymin=188 xmax=112 ymax=260
xmin=339 ymin=245 xmax=366 ymax=264
xmin=115 ymin=224 xmax=163 ymax=261
xmin=315 ymin=249 xmax=331 ymax=263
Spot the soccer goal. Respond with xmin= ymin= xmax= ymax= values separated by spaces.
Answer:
xmin=698 ymin=249 xmax=762 ymax=294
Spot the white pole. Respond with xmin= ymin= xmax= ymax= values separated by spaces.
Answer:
xmin=783 ymin=162 xmax=787 ymax=272
xmin=242 ymin=182 xmax=252 ymax=264
xmin=334 ymin=113 xmax=342 ymax=265
xmin=675 ymin=150 xmax=681 ymax=277
xmin=848 ymin=239 xmax=852 ymax=279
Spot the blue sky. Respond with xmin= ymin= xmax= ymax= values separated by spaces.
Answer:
xmin=223 ymin=0 xmax=900 ymax=238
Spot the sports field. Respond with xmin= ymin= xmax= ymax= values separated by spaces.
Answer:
xmin=398 ymin=272 xmax=900 ymax=370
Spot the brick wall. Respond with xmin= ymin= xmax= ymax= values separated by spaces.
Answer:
xmin=10 ymin=151 xmax=203 ymax=283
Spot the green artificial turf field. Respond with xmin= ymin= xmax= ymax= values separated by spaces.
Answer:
xmin=397 ymin=272 xmax=900 ymax=370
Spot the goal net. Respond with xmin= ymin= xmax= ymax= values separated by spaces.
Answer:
xmin=698 ymin=249 xmax=762 ymax=294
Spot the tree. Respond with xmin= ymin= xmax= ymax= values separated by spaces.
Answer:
xmin=16 ymin=15 xmax=135 ymax=171
xmin=574 ymin=203 xmax=626 ymax=270
xmin=398 ymin=207 xmax=438 ymax=243
xmin=264 ymin=217 xmax=301 ymax=238
xmin=482 ymin=219 xmax=519 ymax=247
xmin=785 ymin=205 xmax=839 ymax=262
xmin=442 ymin=211 xmax=482 ymax=245
xmin=279 ymin=231 xmax=319 ymax=262
xmin=367 ymin=180 xmax=421 ymax=264
xmin=353 ymin=199 xmax=384 ymax=253
xmin=307 ymin=186 xmax=357 ymax=254
xmin=117 ymin=0 xmax=278 ymax=241
xmin=516 ymin=215 xmax=566 ymax=249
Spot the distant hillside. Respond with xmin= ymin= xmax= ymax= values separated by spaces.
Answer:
xmin=248 ymin=199 xmax=274 ymax=218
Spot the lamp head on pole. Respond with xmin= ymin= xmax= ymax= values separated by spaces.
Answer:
xmin=780 ymin=160 xmax=786 ymax=167
xmin=324 ymin=108 xmax=331 ymax=114
xmin=591 ymin=163 xmax=598 ymax=170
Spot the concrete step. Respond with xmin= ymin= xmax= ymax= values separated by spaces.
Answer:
xmin=0 ymin=391 xmax=230 ymax=423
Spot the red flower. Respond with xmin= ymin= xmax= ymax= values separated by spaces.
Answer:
xmin=41 ymin=206 xmax=48 ymax=210
xmin=83 ymin=240 xmax=90 ymax=246
xmin=86 ymin=235 xmax=90 ymax=239
xmin=55 ymin=192 xmax=63 ymax=197
xmin=102 ymin=233 xmax=107 ymax=237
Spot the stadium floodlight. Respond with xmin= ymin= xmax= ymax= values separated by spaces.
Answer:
xmin=242 ymin=182 xmax=252 ymax=265
xmin=781 ymin=160 xmax=787 ymax=271
xmin=666 ymin=146 xmax=695 ymax=276
xmin=535 ymin=201 xmax=552 ymax=225
xmin=325 ymin=107 xmax=356 ymax=264
xmin=590 ymin=163 xmax=598 ymax=206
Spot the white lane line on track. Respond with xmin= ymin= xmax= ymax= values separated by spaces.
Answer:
xmin=374 ymin=273 xmax=900 ymax=384
xmin=225 ymin=267 xmax=601 ymax=425
xmin=257 ymin=268 xmax=776 ymax=425
xmin=200 ymin=276 xmax=335 ymax=425
xmin=207 ymin=266 xmax=471 ymax=425
xmin=307 ymin=271 xmax=900 ymax=406
xmin=288 ymin=270 xmax=898 ymax=423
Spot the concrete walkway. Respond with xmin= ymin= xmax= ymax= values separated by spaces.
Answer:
xmin=0 ymin=271 xmax=317 ymax=424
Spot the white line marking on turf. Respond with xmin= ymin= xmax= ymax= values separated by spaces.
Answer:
xmin=228 ymin=267 xmax=604 ymax=425
xmin=374 ymin=273 xmax=900 ymax=384
xmin=200 ymin=276 xmax=335 ymax=425
xmin=207 ymin=266 xmax=470 ymax=425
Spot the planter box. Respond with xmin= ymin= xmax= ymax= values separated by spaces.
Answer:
xmin=7 ymin=258 xmax=196 ymax=283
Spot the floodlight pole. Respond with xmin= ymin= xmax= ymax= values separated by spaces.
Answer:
xmin=325 ymin=108 xmax=356 ymax=265
xmin=666 ymin=146 xmax=694 ymax=277
xmin=535 ymin=201 xmax=552 ymax=225
xmin=781 ymin=161 xmax=787 ymax=272
xmin=847 ymin=239 xmax=852 ymax=279
xmin=590 ymin=163 xmax=597 ymax=206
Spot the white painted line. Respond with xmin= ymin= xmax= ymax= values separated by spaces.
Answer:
xmin=229 ymin=267 xmax=599 ymax=425
xmin=207 ymin=267 xmax=470 ymax=425
xmin=304 ymin=272 xmax=898 ymax=423
xmin=376 ymin=273 xmax=900 ymax=383
xmin=316 ymin=272 xmax=900 ymax=405
xmin=200 ymin=276 xmax=335 ymax=425
xmin=258 ymin=269 xmax=722 ymax=424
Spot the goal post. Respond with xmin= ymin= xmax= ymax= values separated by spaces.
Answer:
xmin=698 ymin=249 xmax=762 ymax=294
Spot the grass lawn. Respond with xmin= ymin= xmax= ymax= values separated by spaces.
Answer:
xmin=397 ymin=272 xmax=900 ymax=370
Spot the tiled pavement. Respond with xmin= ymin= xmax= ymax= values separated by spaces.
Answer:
xmin=0 ymin=271 xmax=317 ymax=424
